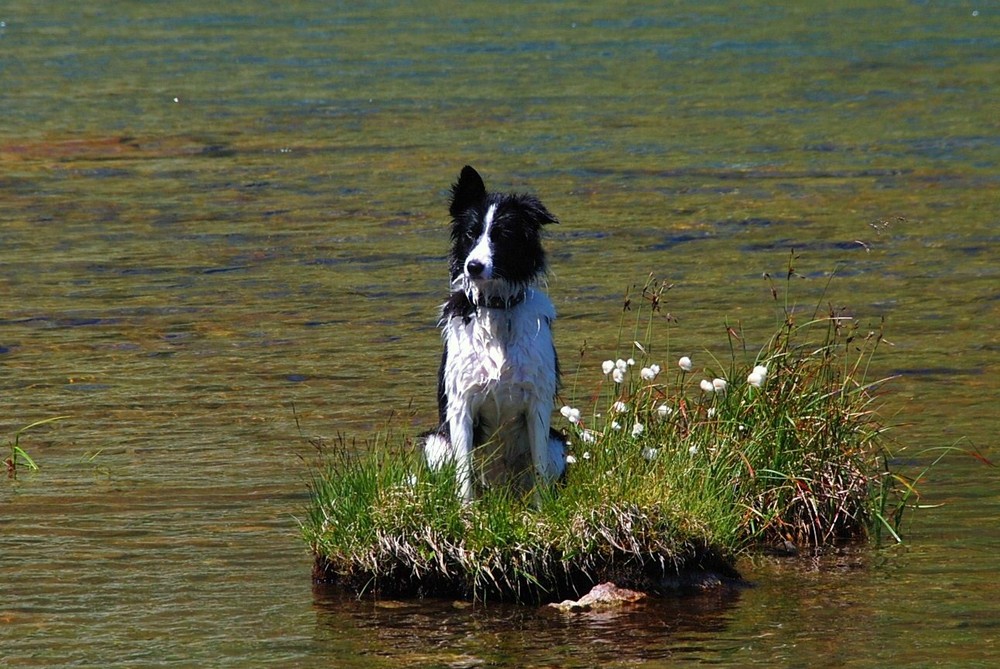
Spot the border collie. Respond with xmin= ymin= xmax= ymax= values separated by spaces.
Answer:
xmin=423 ymin=166 xmax=566 ymax=501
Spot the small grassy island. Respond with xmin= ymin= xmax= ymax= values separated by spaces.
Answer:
xmin=303 ymin=273 xmax=907 ymax=604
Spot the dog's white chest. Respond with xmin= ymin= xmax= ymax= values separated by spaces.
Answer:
xmin=442 ymin=291 xmax=556 ymax=415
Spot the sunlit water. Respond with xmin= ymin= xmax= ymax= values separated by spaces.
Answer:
xmin=2 ymin=2 xmax=997 ymax=667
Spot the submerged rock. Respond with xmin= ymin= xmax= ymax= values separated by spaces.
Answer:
xmin=548 ymin=582 xmax=647 ymax=612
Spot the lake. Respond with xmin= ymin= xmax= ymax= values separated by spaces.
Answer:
xmin=2 ymin=1 xmax=997 ymax=666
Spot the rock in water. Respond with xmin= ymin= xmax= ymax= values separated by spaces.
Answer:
xmin=547 ymin=582 xmax=647 ymax=612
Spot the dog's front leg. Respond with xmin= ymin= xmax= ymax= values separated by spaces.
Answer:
xmin=449 ymin=412 xmax=476 ymax=502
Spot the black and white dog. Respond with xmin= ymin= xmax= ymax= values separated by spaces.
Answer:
xmin=423 ymin=166 xmax=566 ymax=501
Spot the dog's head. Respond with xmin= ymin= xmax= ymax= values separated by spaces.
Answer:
xmin=447 ymin=165 xmax=557 ymax=306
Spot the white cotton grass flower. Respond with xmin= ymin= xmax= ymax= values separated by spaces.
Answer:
xmin=565 ymin=454 xmax=578 ymax=465
xmin=656 ymin=403 xmax=673 ymax=419
xmin=626 ymin=357 xmax=635 ymax=367
xmin=678 ymin=356 xmax=693 ymax=372
xmin=631 ymin=422 xmax=645 ymax=438
xmin=712 ymin=378 xmax=728 ymax=395
xmin=640 ymin=366 xmax=658 ymax=381
xmin=580 ymin=429 xmax=597 ymax=444
xmin=602 ymin=359 xmax=615 ymax=375
xmin=560 ymin=405 xmax=582 ymax=424
xmin=611 ymin=420 xmax=622 ymax=431
xmin=612 ymin=368 xmax=625 ymax=384
xmin=688 ymin=445 xmax=699 ymax=456
xmin=700 ymin=379 xmax=714 ymax=393
xmin=616 ymin=358 xmax=629 ymax=372
xmin=611 ymin=401 xmax=628 ymax=414
xmin=707 ymin=407 xmax=717 ymax=418
xmin=642 ymin=446 xmax=659 ymax=461
xmin=747 ymin=364 xmax=769 ymax=388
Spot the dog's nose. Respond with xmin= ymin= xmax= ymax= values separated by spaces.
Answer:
xmin=466 ymin=260 xmax=485 ymax=277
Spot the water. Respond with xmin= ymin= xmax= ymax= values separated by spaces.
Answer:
xmin=2 ymin=1 xmax=997 ymax=666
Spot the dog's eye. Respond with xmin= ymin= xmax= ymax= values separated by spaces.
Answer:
xmin=491 ymin=220 xmax=521 ymax=243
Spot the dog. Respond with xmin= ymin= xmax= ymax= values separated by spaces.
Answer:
xmin=423 ymin=166 xmax=566 ymax=501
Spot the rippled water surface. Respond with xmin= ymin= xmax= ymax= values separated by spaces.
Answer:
xmin=2 ymin=2 xmax=997 ymax=667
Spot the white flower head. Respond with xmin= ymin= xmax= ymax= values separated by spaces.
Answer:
xmin=611 ymin=400 xmax=628 ymax=414
xmin=688 ymin=445 xmax=699 ymax=456
xmin=700 ymin=379 xmax=714 ymax=393
xmin=707 ymin=407 xmax=717 ymax=418
xmin=642 ymin=447 xmax=659 ymax=461
xmin=580 ymin=429 xmax=597 ymax=444
xmin=565 ymin=454 xmax=578 ymax=465
xmin=678 ymin=356 xmax=693 ymax=372
xmin=615 ymin=358 xmax=628 ymax=372
xmin=560 ymin=405 xmax=582 ymax=424
xmin=753 ymin=364 xmax=769 ymax=378
xmin=631 ymin=422 xmax=645 ymax=438
xmin=712 ymin=378 xmax=728 ymax=395
xmin=611 ymin=420 xmax=622 ymax=431
xmin=602 ymin=360 xmax=615 ymax=375
xmin=612 ymin=368 xmax=625 ymax=384
xmin=747 ymin=371 xmax=764 ymax=388
xmin=626 ymin=357 xmax=635 ymax=367
xmin=656 ymin=403 xmax=673 ymax=419
xmin=640 ymin=366 xmax=657 ymax=381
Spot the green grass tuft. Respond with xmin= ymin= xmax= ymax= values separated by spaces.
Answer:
xmin=5 ymin=416 xmax=70 ymax=480
xmin=304 ymin=440 xmax=736 ymax=602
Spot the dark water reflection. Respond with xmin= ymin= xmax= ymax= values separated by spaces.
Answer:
xmin=312 ymin=585 xmax=741 ymax=668
xmin=2 ymin=1 xmax=998 ymax=667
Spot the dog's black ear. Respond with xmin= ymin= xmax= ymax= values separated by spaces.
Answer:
xmin=450 ymin=165 xmax=486 ymax=218
xmin=522 ymin=195 xmax=559 ymax=227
